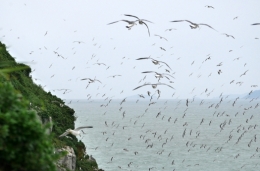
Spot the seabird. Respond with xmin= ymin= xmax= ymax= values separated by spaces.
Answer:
xmin=222 ymin=33 xmax=235 ymax=39
xmin=107 ymin=20 xmax=137 ymax=30
xmin=133 ymin=83 xmax=174 ymax=90
xmin=154 ymin=34 xmax=168 ymax=41
xmin=142 ymin=71 xmax=174 ymax=81
xmin=205 ymin=5 xmax=214 ymax=9
xmin=81 ymin=78 xmax=102 ymax=84
xmin=59 ymin=126 xmax=93 ymax=137
xmin=136 ymin=56 xmax=172 ymax=70
xmin=170 ymin=20 xmax=217 ymax=31
xmin=124 ymin=14 xmax=153 ymax=36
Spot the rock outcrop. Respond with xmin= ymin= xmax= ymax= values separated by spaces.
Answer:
xmin=56 ymin=146 xmax=76 ymax=171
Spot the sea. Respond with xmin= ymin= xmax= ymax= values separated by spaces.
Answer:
xmin=68 ymin=98 xmax=260 ymax=171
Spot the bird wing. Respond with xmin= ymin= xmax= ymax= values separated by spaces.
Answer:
xmin=198 ymin=23 xmax=218 ymax=31
xmin=141 ymin=19 xmax=153 ymax=23
xmin=133 ymin=84 xmax=150 ymax=90
xmin=163 ymin=73 xmax=175 ymax=78
xmin=81 ymin=78 xmax=90 ymax=80
xmin=159 ymin=61 xmax=172 ymax=70
xmin=142 ymin=71 xmax=156 ymax=74
xmin=75 ymin=126 xmax=93 ymax=131
xmin=142 ymin=22 xmax=150 ymax=37
xmin=136 ymin=57 xmax=150 ymax=60
xmin=124 ymin=14 xmax=140 ymax=20
xmin=107 ymin=20 xmax=121 ymax=25
xmin=96 ymin=79 xmax=102 ymax=83
xmin=170 ymin=20 xmax=194 ymax=25
xmin=59 ymin=130 xmax=69 ymax=137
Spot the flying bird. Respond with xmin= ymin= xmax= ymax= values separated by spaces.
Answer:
xmin=205 ymin=5 xmax=214 ymax=9
xmin=124 ymin=14 xmax=153 ymax=36
xmin=136 ymin=56 xmax=172 ymax=70
xmin=251 ymin=23 xmax=260 ymax=25
xmin=133 ymin=83 xmax=174 ymax=90
xmin=59 ymin=126 xmax=93 ymax=137
xmin=165 ymin=28 xmax=177 ymax=31
xmin=154 ymin=34 xmax=168 ymax=41
xmin=222 ymin=33 xmax=235 ymax=39
xmin=107 ymin=75 xmax=121 ymax=78
xmin=107 ymin=19 xmax=137 ymax=30
xmin=142 ymin=71 xmax=174 ymax=81
xmin=170 ymin=20 xmax=217 ymax=31
xmin=81 ymin=78 xmax=102 ymax=85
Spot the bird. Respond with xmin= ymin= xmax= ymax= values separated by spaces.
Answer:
xmin=170 ymin=20 xmax=217 ymax=31
xmin=222 ymin=33 xmax=235 ymax=39
xmin=165 ymin=28 xmax=176 ymax=31
xmin=59 ymin=126 xmax=93 ymax=137
xmin=154 ymin=34 xmax=168 ymax=41
xmin=124 ymin=14 xmax=153 ymax=36
xmin=136 ymin=56 xmax=172 ymax=70
xmin=141 ymin=71 xmax=174 ymax=81
xmin=107 ymin=20 xmax=137 ymax=30
xmin=133 ymin=83 xmax=174 ymax=90
xmin=81 ymin=78 xmax=102 ymax=84
xmin=93 ymin=63 xmax=106 ymax=66
xmin=251 ymin=23 xmax=260 ymax=25
xmin=205 ymin=5 xmax=214 ymax=9
xmin=73 ymin=41 xmax=85 ymax=44
xmin=107 ymin=75 xmax=121 ymax=78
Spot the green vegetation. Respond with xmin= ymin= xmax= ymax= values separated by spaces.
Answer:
xmin=0 ymin=82 xmax=60 ymax=171
xmin=0 ymin=42 xmax=101 ymax=171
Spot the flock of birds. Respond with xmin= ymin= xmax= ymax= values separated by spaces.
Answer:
xmin=56 ymin=14 xmax=260 ymax=171
xmin=4 ymin=5 xmax=258 ymax=170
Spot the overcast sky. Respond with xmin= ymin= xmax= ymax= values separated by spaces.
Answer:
xmin=1 ymin=1 xmax=259 ymax=100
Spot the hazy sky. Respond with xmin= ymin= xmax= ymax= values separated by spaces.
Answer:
xmin=1 ymin=1 xmax=260 ymax=100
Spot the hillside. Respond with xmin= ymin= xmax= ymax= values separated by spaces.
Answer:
xmin=0 ymin=41 xmax=102 ymax=171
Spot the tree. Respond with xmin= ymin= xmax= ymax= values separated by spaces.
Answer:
xmin=0 ymin=82 xmax=59 ymax=171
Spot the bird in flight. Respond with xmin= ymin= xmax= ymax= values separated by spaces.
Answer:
xmin=81 ymin=78 xmax=102 ymax=84
xmin=107 ymin=75 xmax=121 ymax=78
xmin=124 ymin=14 xmax=153 ymax=36
xmin=73 ymin=41 xmax=85 ymax=44
xmin=205 ymin=5 xmax=214 ymax=9
xmin=154 ymin=34 xmax=168 ymax=41
xmin=251 ymin=23 xmax=260 ymax=25
xmin=59 ymin=126 xmax=93 ymax=137
xmin=136 ymin=56 xmax=172 ymax=70
xmin=170 ymin=20 xmax=217 ymax=31
xmin=133 ymin=83 xmax=174 ymax=90
xmin=93 ymin=63 xmax=106 ymax=66
xmin=142 ymin=71 xmax=174 ymax=81
xmin=165 ymin=28 xmax=177 ymax=31
xmin=222 ymin=33 xmax=235 ymax=39
xmin=107 ymin=20 xmax=137 ymax=30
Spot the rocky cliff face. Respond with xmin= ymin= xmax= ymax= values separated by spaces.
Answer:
xmin=56 ymin=146 xmax=76 ymax=171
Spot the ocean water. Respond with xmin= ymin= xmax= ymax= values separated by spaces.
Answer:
xmin=69 ymin=98 xmax=260 ymax=171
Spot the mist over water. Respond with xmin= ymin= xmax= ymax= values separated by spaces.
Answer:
xmin=70 ymin=98 xmax=260 ymax=171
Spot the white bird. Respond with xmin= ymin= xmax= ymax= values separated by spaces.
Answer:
xmin=59 ymin=126 xmax=93 ymax=137
xmin=136 ymin=56 xmax=172 ymax=70
xmin=170 ymin=20 xmax=217 ymax=31
xmin=133 ymin=83 xmax=174 ymax=90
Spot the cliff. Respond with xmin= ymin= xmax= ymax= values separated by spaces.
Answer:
xmin=0 ymin=41 xmax=103 ymax=171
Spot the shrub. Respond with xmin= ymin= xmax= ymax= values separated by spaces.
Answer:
xmin=0 ymin=82 xmax=59 ymax=171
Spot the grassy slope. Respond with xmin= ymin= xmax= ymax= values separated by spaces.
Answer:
xmin=0 ymin=42 xmax=101 ymax=171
